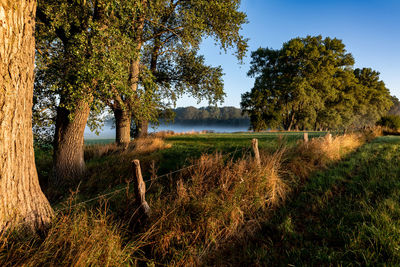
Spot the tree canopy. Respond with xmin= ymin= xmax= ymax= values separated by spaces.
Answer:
xmin=241 ymin=35 xmax=393 ymax=131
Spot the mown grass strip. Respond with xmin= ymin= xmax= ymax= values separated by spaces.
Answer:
xmin=236 ymin=136 xmax=400 ymax=266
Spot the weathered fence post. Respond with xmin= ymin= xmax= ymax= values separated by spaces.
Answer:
xmin=304 ymin=132 xmax=309 ymax=143
xmin=132 ymin=159 xmax=150 ymax=217
xmin=252 ymin=138 xmax=261 ymax=167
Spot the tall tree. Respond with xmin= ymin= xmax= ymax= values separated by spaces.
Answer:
xmin=111 ymin=0 xmax=247 ymax=145
xmin=0 ymin=0 xmax=53 ymax=231
xmin=36 ymin=0 xmax=137 ymax=182
xmin=241 ymin=36 xmax=371 ymax=131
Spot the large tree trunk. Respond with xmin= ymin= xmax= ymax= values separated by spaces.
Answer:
xmin=0 ymin=0 xmax=53 ymax=232
xmin=52 ymin=99 xmax=91 ymax=183
xmin=114 ymin=107 xmax=131 ymax=146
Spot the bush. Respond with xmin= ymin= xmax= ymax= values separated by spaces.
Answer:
xmin=377 ymin=115 xmax=400 ymax=130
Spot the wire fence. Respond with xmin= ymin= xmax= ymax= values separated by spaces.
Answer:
xmin=57 ymin=146 xmax=251 ymax=212
xmin=1 ymin=145 xmax=256 ymax=231
xmin=3 ymin=131 xmax=327 ymax=230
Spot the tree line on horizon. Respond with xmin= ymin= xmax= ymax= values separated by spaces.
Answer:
xmin=241 ymin=35 xmax=394 ymax=131
xmin=161 ymin=106 xmax=249 ymax=125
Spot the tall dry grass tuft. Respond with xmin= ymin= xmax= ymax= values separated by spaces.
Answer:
xmin=84 ymin=136 xmax=171 ymax=161
xmin=288 ymin=133 xmax=364 ymax=181
xmin=84 ymin=143 xmax=119 ymax=160
xmin=147 ymin=150 xmax=288 ymax=265
xmin=263 ymin=149 xmax=289 ymax=207
xmin=131 ymin=136 xmax=171 ymax=154
xmin=0 ymin=208 xmax=143 ymax=266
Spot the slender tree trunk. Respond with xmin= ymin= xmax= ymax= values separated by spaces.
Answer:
xmin=287 ymin=112 xmax=296 ymax=131
xmin=114 ymin=108 xmax=131 ymax=146
xmin=113 ymin=15 xmax=144 ymax=144
xmin=0 ymin=0 xmax=53 ymax=232
xmin=135 ymin=35 xmax=160 ymax=138
xmin=52 ymin=99 xmax=91 ymax=183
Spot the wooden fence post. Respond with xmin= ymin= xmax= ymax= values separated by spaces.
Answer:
xmin=132 ymin=159 xmax=150 ymax=217
xmin=252 ymin=138 xmax=261 ymax=167
xmin=304 ymin=132 xmax=309 ymax=143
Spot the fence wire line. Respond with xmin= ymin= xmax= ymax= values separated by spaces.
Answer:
xmin=1 ymin=134 xmax=316 ymax=229
xmin=57 ymin=147 xmax=251 ymax=212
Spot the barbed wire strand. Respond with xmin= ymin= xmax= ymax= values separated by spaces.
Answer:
xmin=57 ymin=147 xmax=252 ymax=212
xmin=2 ymin=146 xmax=256 ymax=231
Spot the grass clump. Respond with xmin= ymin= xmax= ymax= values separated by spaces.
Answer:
xmin=147 ymin=150 xmax=288 ymax=265
xmin=84 ymin=136 xmax=171 ymax=160
xmin=0 ymin=208 xmax=142 ymax=266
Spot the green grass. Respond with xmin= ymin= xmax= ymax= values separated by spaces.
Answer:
xmin=29 ymin=131 xmax=400 ymax=265
xmin=37 ymin=132 xmax=328 ymax=204
xmin=146 ymin=131 xmax=327 ymax=173
xmin=82 ymin=132 xmax=327 ymax=177
xmin=222 ymin=135 xmax=400 ymax=265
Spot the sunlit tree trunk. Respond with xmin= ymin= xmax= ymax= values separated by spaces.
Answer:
xmin=52 ymin=98 xmax=91 ymax=183
xmin=114 ymin=107 xmax=131 ymax=146
xmin=0 ymin=0 xmax=53 ymax=232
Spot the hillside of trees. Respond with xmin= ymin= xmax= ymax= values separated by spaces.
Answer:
xmin=170 ymin=106 xmax=249 ymax=125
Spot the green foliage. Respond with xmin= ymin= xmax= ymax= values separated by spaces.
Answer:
xmin=388 ymin=96 xmax=400 ymax=116
xmin=377 ymin=115 xmax=400 ymax=130
xmin=129 ymin=0 xmax=248 ymax=123
xmin=35 ymin=0 xmax=140 ymax=128
xmin=241 ymin=36 xmax=393 ymax=131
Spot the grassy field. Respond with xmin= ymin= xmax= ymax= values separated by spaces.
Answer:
xmin=222 ymin=135 xmax=400 ymax=265
xmin=5 ymin=131 xmax=400 ymax=266
xmin=85 ymin=131 xmax=328 ymax=175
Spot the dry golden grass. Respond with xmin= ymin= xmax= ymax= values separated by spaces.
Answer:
xmin=0 ymin=208 xmax=142 ymax=266
xmin=84 ymin=143 xmax=119 ymax=159
xmin=84 ymin=136 xmax=171 ymax=160
xmin=287 ymin=132 xmax=371 ymax=181
xmin=146 ymin=149 xmax=289 ymax=265
xmin=131 ymin=136 xmax=172 ymax=154
xmin=151 ymin=130 xmax=210 ymax=138
xmin=2 ymin=130 xmax=378 ymax=266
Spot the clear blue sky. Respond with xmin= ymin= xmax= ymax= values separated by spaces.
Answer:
xmin=176 ymin=0 xmax=400 ymax=108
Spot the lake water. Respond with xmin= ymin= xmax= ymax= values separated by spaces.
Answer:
xmin=84 ymin=123 xmax=250 ymax=139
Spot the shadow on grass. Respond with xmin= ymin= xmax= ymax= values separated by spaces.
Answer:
xmin=208 ymin=136 xmax=400 ymax=266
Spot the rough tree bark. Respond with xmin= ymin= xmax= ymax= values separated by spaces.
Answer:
xmin=0 ymin=0 xmax=53 ymax=232
xmin=114 ymin=107 xmax=131 ymax=146
xmin=52 ymin=99 xmax=91 ymax=183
